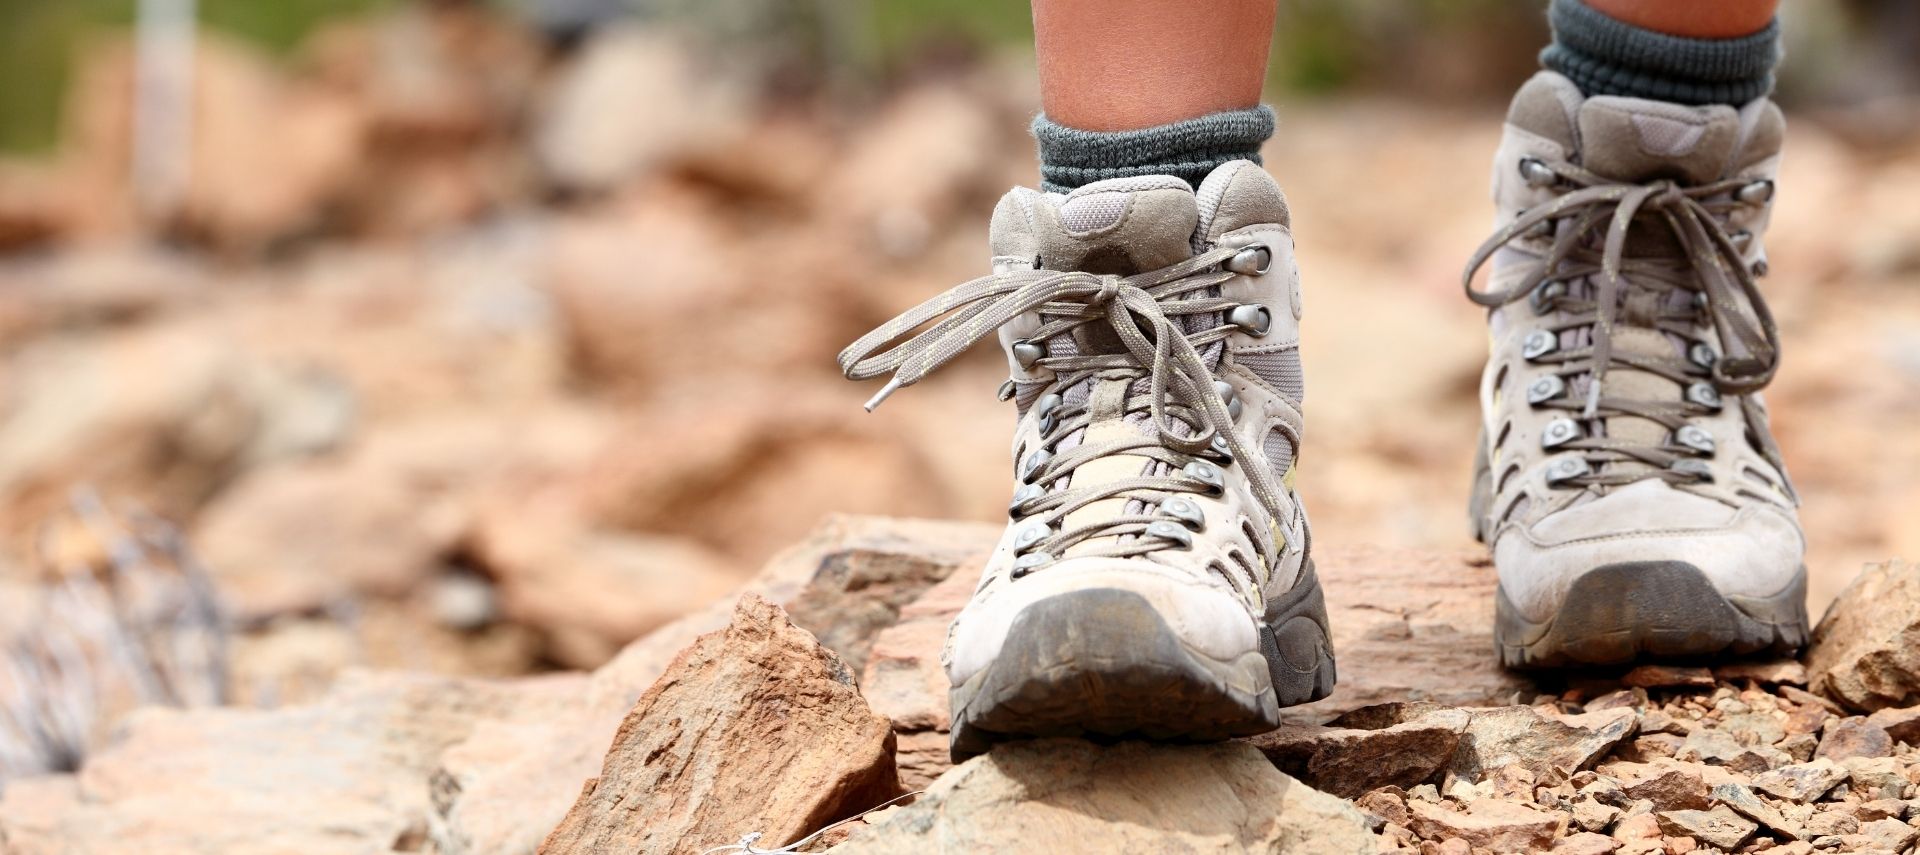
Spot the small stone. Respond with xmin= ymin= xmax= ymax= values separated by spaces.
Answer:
xmin=1783 ymin=705 xmax=1829 ymax=737
xmin=1406 ymin=798 xmax=1566 ymax=852
xmin=1715 ymin=660 xmax=1808 ymax=686
xmin=1584 ymin=777 xmax=1631 ymax=808
xmin=1814 ymin=718 xmax=1893 ymax=761
xmin=1804 ymin=560 xmax=1920 ymax=713
xmin=1719 ymin=712 xmax=1788 ymax=746
xmin=1661 ymin=836 xmax=1697 ymax=855
xmin=1357 ymin=788 xmax=1412 ymax=826
xmin=1655 ymin=805 xmax=1758 ymax=850
xmin=1855 ymin=816 xmax=1920 ymax=851
xmin=1839 ymin=756 xmax=1905 ymax=799
xmin=1752 ymin=759 xmax=1850 ymax=802
xmin=1615 ymin=813 xmax=1663 ymax=841
xmin=1409 ymin=784 xmax=1441 ymax=803
xmin=1623 ymin=666 xmax=1716 ymax=689
xmin=1588 ymin=690 xmax=1649 ymax=712
xmin=1779 ymin=732 xmax=1819 ymax=762
xmin=1445 ymin=777 xmax=1483 ymax=803
xmin=1620 ymin=767 xmax=1711 ymax=812
xmin=1248 ymin=716 xmax=1466 ymax=799
xmin=1711 ymin=782 xmax=1802 ymax=840
xmin=1639 ymin=710 xmax=1691 ymax=736
xmin=1488 ymin=765 xmax=1538 ymax=801
xmin=1680 ymin=728 xmax=1790 ymax=773
xmin=1572 ymin=795 xmax=1623 ymax=832
xmin=1802 ymin=810 xmax=1858 ymax=837
xmin=1554 ymin=831 xmax=1621 ymax=855
xmin=1862 ymin=705 xmax=1920 ymax=746
xmin=1621 ymin=734 xmax=1685 ymax=761
xmin=1852 ymin=798 xmax=1905 ymax=821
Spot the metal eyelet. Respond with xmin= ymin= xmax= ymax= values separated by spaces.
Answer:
xmin=1143 ymin=521 xmax=1194 ymax=549
xmin=1541 ymin=417 xmax=1582 ymax=449
xmin=1518 ymin=157 xmax=1557 ymax=188
xmin=1546 ymin=456 xmax=1592 ymax=485
xmin=1160 ymin=497 xmax=1206 ymax=530
xmin=1526 ymin=375 xmax=1567 ymax=406
xmin=1522 ymin=330 xmax=1558 ymax=361
xmin=1685 ymin=382 xmax=1723 ymax=411
xmin=1009 ymin=551 xmax=1051 ymax=579
xmin=1529 ymin=281 xmax=1567 ymax=315
xmin=1688 ymin=342 xmax=1718 ymax=370
xmin=1228 ymin=304 xmax=1273 ymax=337
xmin=1212 ymin=380 xmax=1242 ymax=420
xmin=1018 ymin=448 xmax=1053 ymax=483
xmin=1183 ymin=461 xmax=1225 ymax=493
xmin=1736 ymin=180 xmax=1774 ymax=206
xmin=1012 ymin=339 xmax=1047 ymax=371
xmin=1226 ymin=245 xmax=1272 ymax=275
xmin=1034 ymin=392 xmax=1063 ymax=433
xmin=1670 ymin=458 xmax=1714 ymax=482
xmin=1751 ymin=258 xmax=1769 ymax=278
xmin=1007 ymin=483 xmax=1044 ymax=518
xmin=1012 ymin=521 xmax=1050 ymax=554
xmin=1206 ymin=434 xmax=1234 ymax=462
xmin=1730 ymin=230 xmax=1754 ymax=252
xmin=1675 ymin=425 xmax=1716 ymax=455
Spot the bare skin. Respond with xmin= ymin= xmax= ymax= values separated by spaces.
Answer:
xmin=1585 ymin=0 xmax=1781 ymax=39
xmin=1032 ymin=0 xmax=1275 ymax=132
xmin=1033 ymin=0 xmax=1780 ymax=133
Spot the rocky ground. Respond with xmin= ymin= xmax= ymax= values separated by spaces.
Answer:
xmin=3 ymin=517 xmax=1919 ymax=853
xmin=0 ymin=4 xmax=1915 ymax=853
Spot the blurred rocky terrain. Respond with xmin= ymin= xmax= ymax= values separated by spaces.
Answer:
xmin=0 ymin=2 xmax=1912 ymax=851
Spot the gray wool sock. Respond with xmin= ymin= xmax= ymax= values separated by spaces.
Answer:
xmin=1032 ymin=106 xmax=1274 ymax=194
xmin=1541 ymin=0 xmax=1781 ymax=106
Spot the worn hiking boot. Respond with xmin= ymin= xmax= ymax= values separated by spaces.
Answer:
xmin=841 ymin=161 xmax=1334 ymax=759
xmin=1465 ymin=72 xmax=1809 ymax=668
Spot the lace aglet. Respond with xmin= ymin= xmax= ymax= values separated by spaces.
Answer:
xmin=1581 ymin=382 xmax=1601 ymax=420
xmin=864 ymin=377 xmax=904 ymax=412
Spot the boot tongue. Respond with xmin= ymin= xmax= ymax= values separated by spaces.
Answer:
xmin=1576 ymin=97 xmax=1741 ymax=185
xmin=990 ymin=176 xmax=1199 ymax=275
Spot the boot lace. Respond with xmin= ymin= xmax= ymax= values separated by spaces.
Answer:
xmin=839 ymin=245 xmax=1284 ymax=565
xmin=1463 ymin=158 xmax=1784 ymax=488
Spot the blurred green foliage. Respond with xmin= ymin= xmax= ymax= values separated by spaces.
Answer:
xmin=0 ymin=0 xmax=395 ymax=153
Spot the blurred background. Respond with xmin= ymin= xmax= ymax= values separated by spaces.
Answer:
xmin=0 ymin=0 xmax=1915 ymax=787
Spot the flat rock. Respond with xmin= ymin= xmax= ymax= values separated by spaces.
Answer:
xmin=1855 ymin=817 xmax=1920 ymax=852
xmin=1679 ymin=727 xmax=1789 ymax=773
xmin=1714 ymin=660 xmax=1809 ymax=687
xmin=1619 ymin=766 xmax=1710 ymax=812
xmin=1654 ymin=805 xmax=1757 ymax=850
xmin=1805 ymin=560 xmax=1920 ymax=713
xmin=1622 ymin=665 xmax=1717 ymax=689
xmin=1248 ymin=715 xmax=1466 ymax=799
xmin=540 ymin=595 xmax=899 ymax=855
xmin=865 ymin=545 xmax=1536 ymax=786
xmin=1751 ymin=759 xmax=1849 ymax=803
xmin=1710 ymin=782 xmax=1801 ymax=839
xmin=1332 ymin=703 xmax=1634 ymax=783
xmin=1862 ymin=705 xmax=1920 ymax=746
xmin=0 ymin=671 xmax=559 ymax=854
xmin=1814 ymin=718 xmax=1894 ymax=760
xmin=828 ymin=739 xmax=1377 ymax=854
xmin=1406 ymin=798 xmax=1565 ymax=852
xmin=1555 ymin=831 xmax=1622 ymax=854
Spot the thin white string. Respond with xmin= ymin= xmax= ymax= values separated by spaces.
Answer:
xmin=696 ymin=790 xmax=926 ymax=855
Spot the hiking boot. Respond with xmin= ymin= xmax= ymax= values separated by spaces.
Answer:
xmin=841 ymin=161 xmax=1335 ymax=759
xmin=1465 ymin=71 xmax=1809 ymax=668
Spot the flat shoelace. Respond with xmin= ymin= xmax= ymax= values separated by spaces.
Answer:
xmin=1462 ymin=160 xmax=1784 ymax=486
xmin=840 ymin=246 xmax=1285 ymax=562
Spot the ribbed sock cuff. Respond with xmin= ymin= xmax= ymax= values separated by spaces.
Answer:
xmin=1540 ymin=0 xmax=1780 ymax=106
xmin=1032 ymin=106 xmax=1274 ymax=194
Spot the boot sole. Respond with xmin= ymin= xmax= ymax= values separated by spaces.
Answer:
xmin=948 ymin=559 xmax=1336 ymax=761
xmin=1494 ymin=560 xmax=1809 ymax=668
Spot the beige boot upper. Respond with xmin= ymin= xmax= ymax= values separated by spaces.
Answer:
xmin=1470 ymin=72 xmax=1804 ymax=625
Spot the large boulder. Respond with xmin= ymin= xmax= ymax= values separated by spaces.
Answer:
xmin=1805 ymin=560 xmax=1920 ymax=712
xmin=538 ymin=594 xmax=899 ymax=855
